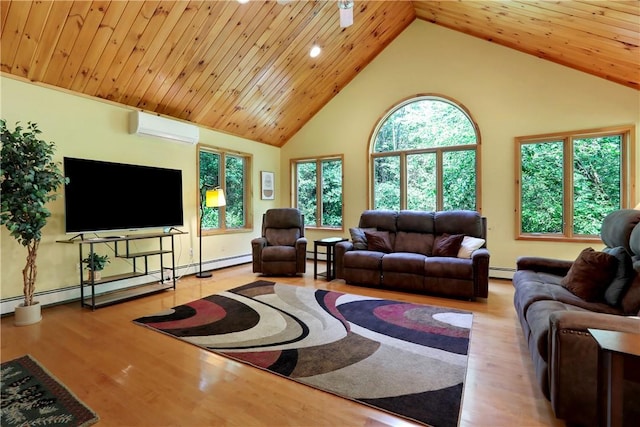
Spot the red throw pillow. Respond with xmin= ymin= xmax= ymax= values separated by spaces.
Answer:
xmin=364 ymin=230 xmax=393 ymax=253
xmin=561 ymin=247 xmax=618 ymax=302
xmin=433 ymin=233 xmax=464 ymax=257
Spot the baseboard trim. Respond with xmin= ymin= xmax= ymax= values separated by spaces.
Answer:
xmin=1 ymin=254 xmax=252 ymax=315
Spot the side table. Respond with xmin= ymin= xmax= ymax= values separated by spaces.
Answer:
xmin=588 ymin=328 xmax=640 ymax=427
xmin=314 ymin=237 xmax=347 ymax=281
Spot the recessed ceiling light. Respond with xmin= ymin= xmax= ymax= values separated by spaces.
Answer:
xmin=309 ymin=45 xmax=321 ymax=58
xmin=237 ymin=0 xmax=250 ymax=4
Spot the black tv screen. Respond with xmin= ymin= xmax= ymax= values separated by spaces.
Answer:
xmin=63 ymin=157 xmax=184 ymax=233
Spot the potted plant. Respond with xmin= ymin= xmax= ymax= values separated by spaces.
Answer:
xmin=82 ymin=252 xmax=110 ymax=281
xmin=1 ymin=120 xmax=68 ymax=326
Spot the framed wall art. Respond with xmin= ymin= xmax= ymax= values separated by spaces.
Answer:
xmin=261 ymin=171 xmax=275 ymax=200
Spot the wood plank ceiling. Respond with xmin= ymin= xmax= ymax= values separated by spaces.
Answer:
xmin=1 ymin=1 xmax=638 ymax=147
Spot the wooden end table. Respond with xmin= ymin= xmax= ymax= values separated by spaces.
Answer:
xmin=588 ymin=328 xmax=640 ymax=427
xmin=313 ymin=237 xmax=347 ymax=281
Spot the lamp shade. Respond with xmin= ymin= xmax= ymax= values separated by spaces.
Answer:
xmin=635 ymin=202 xmax=640 ymax=210
xmin=205 ymin=188 xmax=226 ymax=208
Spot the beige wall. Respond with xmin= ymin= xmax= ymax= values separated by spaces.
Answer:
xmin=0 ymin=76 xmax=280 ymax=301
xmin=282 ymin=20 xmax=640 ymax=270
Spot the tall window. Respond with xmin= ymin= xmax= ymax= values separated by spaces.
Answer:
xmin=292 ymin=155 xmax=343 ymax=228
xmin=371 ymin=95 xmax=480 ymax=211
xmin=198 ymin=145 xmax=252 ymax=233
xmin=516 ymin=125 xmax=634 ymax=239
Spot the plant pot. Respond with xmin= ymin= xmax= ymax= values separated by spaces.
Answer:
xmin=14 ymin=301 xmax=42 ymax=326
xmin=87 ymin=270 xmax=101 ymax=281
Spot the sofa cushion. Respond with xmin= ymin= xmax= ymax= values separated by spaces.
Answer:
xmin=397 ymin=210 xmax=435 ymax=233
xmin=602 ymin=246 xmax=635 ymax=306
xmin=424 ymin=256 xmax=472 ymax=279
xmin=349 ymin=227 xmax=376 ymax=250
xmin=343 ymin=250 xmax=385 ymax=270
xmin=359 ymin=210 xmax=398 ymax=232
xmin=365 ymin=230 xmax=393 ymax=253
xmin=395 ymin=231 xmax=433 ymax=255
xmin=434 ymin=210 xmax=484 ymax=237
xmin=513 ymin=270 xmax=622 ymax=317
xmin=457 ymin=236 xmax=486 ymax=258
xmin=561 ymin=248 xmax=617 ymax=302
xmin=382 ymin=252 xmax=427 ymax=274
xmin=433 ymin=233 xmax=464 ymax=257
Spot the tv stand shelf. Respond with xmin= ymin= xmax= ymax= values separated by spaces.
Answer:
xmin=58 ymin=231 xmax=185 ymax=310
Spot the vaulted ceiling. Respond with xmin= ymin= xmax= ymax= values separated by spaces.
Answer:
xmin=1 ymin=1 xmax=638 ymax=147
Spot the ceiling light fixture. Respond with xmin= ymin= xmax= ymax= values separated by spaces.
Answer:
xmin=237 ymin=0 xmax=250 ymax=4
xmin=338 ymin=0 xmax=354 ymax=28
xmin=309 ymin=45 xmax=322 ymax=58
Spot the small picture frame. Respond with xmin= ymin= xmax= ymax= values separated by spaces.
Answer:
xmin=261 ymin=171 xmax=275 ymax=200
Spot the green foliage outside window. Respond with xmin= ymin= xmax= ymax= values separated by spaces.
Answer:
xmin=519 ymin=132 xmax=624 ymax=237
xmin=199 ymin=148 xmax=248 ymax=230
xmin=295 ymin=157 xmax=343 ymax=227
xmin=372 ymin=96 xmax=478 ymax=211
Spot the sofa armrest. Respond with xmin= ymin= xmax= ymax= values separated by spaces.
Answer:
xmin=335 ymin=241 xmax=354 ymax=280
xmin=251 ymin=237 xmax=267 ymax=272
xmin=471 ymin=248 xmax=490 ymax=298
xmin=295 ymin=237 xmax=308 ymax=273
xmin=548 ymin=311 xmax=640 ymax=423
xmin=516 ymin=256 xmax=573 ymax=276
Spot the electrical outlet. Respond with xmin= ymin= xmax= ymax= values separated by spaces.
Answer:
xmin=163 ymin=268 xmax=173 ymax=283
xmin=76 ymin=263 xmax=81 ymax=272
xmin=189 ymin=247 xmax=193 ymax=257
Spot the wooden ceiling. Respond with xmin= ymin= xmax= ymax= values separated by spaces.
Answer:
xmin=1 ymin=1 xmax=638 ymax=147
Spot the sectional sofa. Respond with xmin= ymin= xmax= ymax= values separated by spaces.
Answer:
xmin=335 ymin=209 xmax=489 ymax=300
xmin=513 ymin=209 xmax=640 ymax=426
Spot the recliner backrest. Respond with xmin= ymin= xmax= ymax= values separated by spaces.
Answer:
xmin=262 ymin=208 xmax=304 ymax=246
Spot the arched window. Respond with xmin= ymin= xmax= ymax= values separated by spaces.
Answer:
xmin=370 ymin=95 xmax=480 ymax=211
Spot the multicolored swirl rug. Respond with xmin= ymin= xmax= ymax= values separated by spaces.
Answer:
xmin=1 ymin=355 xmax=99 ymax=427
xmin=134 ymin=281 xmax=473 ymax=427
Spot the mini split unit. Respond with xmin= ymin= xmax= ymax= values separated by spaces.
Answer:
xmin=129 ymin=111 xmax=199 ymax=144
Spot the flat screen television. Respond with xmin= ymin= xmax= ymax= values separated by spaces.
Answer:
xmin=63 ymin=157 xmax=184 ymax=234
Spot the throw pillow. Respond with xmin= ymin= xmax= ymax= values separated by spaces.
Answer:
xmin=602 ymin=246 xmax=635 ymax=306
xmin=433 ymin=233 xmax=465 ymax=257
xmin=364 ymin=230 xmax=393 ymax=253
xmin=560 ymin=248 xmax=618 ymax=302
xmin=457 ymin=236 xmax=486 ymax=259
xmin=349 ymin=227 xmax=376 ymax=250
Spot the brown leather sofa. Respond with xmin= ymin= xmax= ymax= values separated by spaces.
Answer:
xmin=335 ymin=209 xmax=489 ymax=300
xmin=251 ymin=208 xmax=307 ymax=275
xmin=513 ymin=209 xmax=640 ymax=426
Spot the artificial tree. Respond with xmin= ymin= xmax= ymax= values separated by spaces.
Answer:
xmin=0 ymin=119 xmax=67 ymax=307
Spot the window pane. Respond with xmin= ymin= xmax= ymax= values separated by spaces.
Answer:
xmin=225 ymin=155 xmax=245 ymax=228
xmin=296 ymin=162 xmax=317 ymax=225
xmin=520 ymin=142 xmax=564 ymax=234
xmin=443 ymin=150 xmax=476 ymax=210
xmin=199 ymin=150 xmax=220 ymax=229
xmin=373 ymin=156 xmax=400 ymax=210
xmin=573 ymin=136 xmax=622 ymax=235
xmin=407 ymin=153 xmax=436 ymax=210
xmin=321 ymin=159 xmax=342 ymax=227
xmin=374 ymin=98 xmax=477 ymax=152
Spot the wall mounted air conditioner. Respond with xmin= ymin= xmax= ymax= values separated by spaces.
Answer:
xmin=129 ymin=111 xmax=199 ymax=144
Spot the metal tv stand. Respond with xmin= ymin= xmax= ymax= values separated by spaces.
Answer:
xmin=57 ymin=231 xmax=185 ymax=310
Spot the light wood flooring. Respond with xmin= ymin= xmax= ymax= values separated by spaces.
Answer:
xmin=1 ymin=262 xmax=565 ymax=427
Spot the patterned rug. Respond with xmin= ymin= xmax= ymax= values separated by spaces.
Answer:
xmin=134 ymin=281 xmax=472 ymax=427
xmin=1 ymin=355 xmax=99 ymax=427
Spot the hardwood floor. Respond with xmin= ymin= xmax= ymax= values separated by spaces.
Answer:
xmin=1 ymin=262 xmax=565 ymax=427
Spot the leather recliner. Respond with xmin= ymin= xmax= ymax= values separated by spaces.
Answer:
xmin=251 ymin=208 xmax=307 ymax=275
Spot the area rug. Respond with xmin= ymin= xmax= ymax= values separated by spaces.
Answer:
xmin=1 ymin=355 xmax=99 ymax=427
xmin=134 ymin=280 xmax=472 ymax=427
